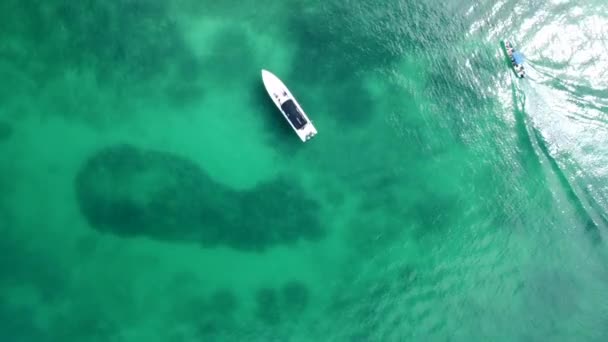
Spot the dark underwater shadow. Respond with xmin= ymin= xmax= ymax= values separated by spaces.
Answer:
xmin=0 ymin=121 xmax=12 ymax=142
xmin=75 ymin=144 xmax=325 ymax=251
xmin=252 ymin=280 xmax=310 ymax=326
xmin=1 ymin=0 xmax=207 ymax=125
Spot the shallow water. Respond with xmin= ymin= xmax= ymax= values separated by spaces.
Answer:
xmin=1 ymin=0 xmax=608 ymax=341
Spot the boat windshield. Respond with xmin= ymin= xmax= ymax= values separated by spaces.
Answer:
xmin=280 ymin=99 xmax=307 ymax=129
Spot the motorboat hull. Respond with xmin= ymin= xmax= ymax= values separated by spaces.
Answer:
xmin=261 ymin=69 xmax=318 ymax=142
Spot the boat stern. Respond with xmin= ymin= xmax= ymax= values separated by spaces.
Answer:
xmin=297 ymin=123 xmax=318 ymax=142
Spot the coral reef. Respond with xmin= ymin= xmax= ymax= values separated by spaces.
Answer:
xmin=75 ymin=144 xmax=324 ymax=251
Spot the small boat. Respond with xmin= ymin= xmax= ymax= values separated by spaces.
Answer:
xmin=261 ymin=69 xmax=317 ymax=142
xmin=504 ymin=40 xmax=525 ymax=78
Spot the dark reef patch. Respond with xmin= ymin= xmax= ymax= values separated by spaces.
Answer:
xmin=163 ymin=52 xmax=206 ymax=108
xmin=0 ymin=121 xmax=12 ymax=142
xmin=254 ymin=288 xmax=282 ymax=325
xmin=286 ymin=0 xmax=465 ymax=83
xmin=238 ymin=178 xmax=324 ymax=247
xmin=283 ymin=0 xmax=468 ymax=128
xmin=75 ymin=144 xmax=224 ymax=242
xmin=52 ymin=0 xmax=191 ymax=84
xmin=75 ymin=144 xmax=324 ymax=251
xmin=281 ymin=280 xmax=310 ymax=315
xmin=286 ymin=2 xmax=397 ymax=84
xmin=0 ymin=0 xmax=205 ymax=117
xmin=170 ymin=288 xmax=240 ymax=340
xmin=207 ymin=289 xmax=239 ymax=316
xmin=201 ymin=27 xmax=257 ymax=86
xmin=253 ymin=281 xmax=311 ymax=325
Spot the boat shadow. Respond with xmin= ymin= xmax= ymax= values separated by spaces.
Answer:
xmin=251 ymin=82 xmax=302 ymax=155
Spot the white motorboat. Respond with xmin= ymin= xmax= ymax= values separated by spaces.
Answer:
xmin=261 ymin=69 xmax=317 ymax=142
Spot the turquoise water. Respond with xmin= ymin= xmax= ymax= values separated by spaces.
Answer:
xmin=1 ymin=0 xmax=608 ymax=340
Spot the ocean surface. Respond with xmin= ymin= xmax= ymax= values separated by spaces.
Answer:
xmin=1 ymin=0 xmax=608 ymax=341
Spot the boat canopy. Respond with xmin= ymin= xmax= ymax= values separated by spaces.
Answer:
xmin=513 ymin=52 xmax=524 ymax=64
xmin=280 ymin=99 xmax=307 ymax=129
